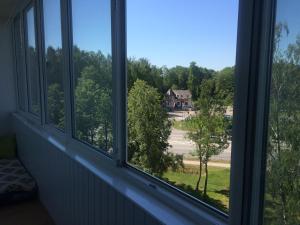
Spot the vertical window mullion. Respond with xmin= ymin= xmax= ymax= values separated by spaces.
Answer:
xmin=12 ymin=15 xmax=24 ymax=111
xmin=20 ymin=11 xmax=29 ymax=113
xmin=61 ymin=0 xmax=73 ymax=137
xmin=229 ymin=0 xmax=258 ymax=224
xmin=249 ymin=0 xmax=276 ymax=224
xmin=229 ymin=0 xmax=277 ymax=225
xmin=36 ymin=0 xmax=46 ymax=125
xmin=112 ymin=0 xmax=127 ymax=164
xmin=24 ymin=2 xmax=42 ymax=119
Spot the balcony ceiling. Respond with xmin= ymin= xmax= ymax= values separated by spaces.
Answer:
xmin=0 ymin=0 xmax=21 ymax=22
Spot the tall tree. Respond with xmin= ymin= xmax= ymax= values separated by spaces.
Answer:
xmin=74 ymin=50 xmax=113 ymax=151
xmin=128 ymin=79 xmax=181 ymax=176
xmin=187 ymin=79 xmax=229 ymax=195
xmin=214 ymin=67 xmax=235 ymax=106
xmin=127 ymin=58 xmax=163 ymax=93
xmin=264 ymin=23 xmax=300 ymax=225
xmin=47 ymin=83 xmax=64 ymax=129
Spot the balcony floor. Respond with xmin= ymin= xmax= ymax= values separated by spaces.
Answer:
xmin=0 ymin=200 xmax=55 ymax=225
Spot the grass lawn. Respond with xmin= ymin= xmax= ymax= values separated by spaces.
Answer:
xmin=162 ymin=165 xmax=230 ymax=212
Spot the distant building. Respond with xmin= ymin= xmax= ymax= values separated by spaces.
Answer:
xmin=165 ymin=89 xmax=192 ymax=110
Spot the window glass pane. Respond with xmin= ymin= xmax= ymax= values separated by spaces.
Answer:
xmin=127 ymin=0 xmax=238 ymax=212
xmin=264 ymin=1 xmax=300 ymax=224
xmin=71 ymin=0 xmax=113 ymax=153
xmin=14 ymin=16 xmax=26 ymax=111
xmin=43 ymin=0 xmax=65 ymax=130
xmin=25 ymin=6 xmax=40 ymax=115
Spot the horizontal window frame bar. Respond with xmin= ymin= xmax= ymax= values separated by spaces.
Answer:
xmin=13 ymin=112 xmax=227 ymax=225
xmin=126 ymin=163 xmax=229 ymax=221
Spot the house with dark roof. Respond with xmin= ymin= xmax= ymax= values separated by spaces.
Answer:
xmin=165 ymin=89 xmax=192 ymax=110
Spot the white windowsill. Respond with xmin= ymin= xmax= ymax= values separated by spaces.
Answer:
xmin=13 ymin=112 xmax=228 ymax=225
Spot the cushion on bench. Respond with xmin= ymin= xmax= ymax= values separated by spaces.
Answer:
xmin=0 ymin=135 xmax=16 ymax=159
xmin=0 ymin=159 xmax=37 ymax=205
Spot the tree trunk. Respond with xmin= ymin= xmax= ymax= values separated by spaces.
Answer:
xmin=195 ymin=159 xmax=203 ymax=191
xmin=204 ymin=162 xmax=208 ymax=197
xmin=105 ymin=121 xmax=108 ymax=151
xmin=280 ymin=188 xmax=287 ymax=225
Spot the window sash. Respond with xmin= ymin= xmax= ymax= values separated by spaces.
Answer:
xmin=13 ymin=14 xmax=27 ymax=112
xmin=23 ymin=3 xmax=42 ymax=118
xmin=40 ymin=0 xmax=66 ymax=131
xmin=11 ymin=0 xmax=278 ymax=224
xmin=229 ymin=0 xmax=276 ymax=225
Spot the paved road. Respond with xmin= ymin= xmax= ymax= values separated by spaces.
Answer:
xmin=168 ymin=128 xmax=232 ymax=162
xmin=168 ymin=128 xmax=196 ymax=154
xmin=183 ymin=160 xmax=230 ymax=168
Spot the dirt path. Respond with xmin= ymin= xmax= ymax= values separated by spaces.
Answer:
xmin=183 ymin=160 xmax=231 ymax=168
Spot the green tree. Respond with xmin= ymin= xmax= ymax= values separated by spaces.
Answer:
xmin=127 ymin=58 xmax=164 ymax=93
xmin=214 ymin=67 xmax=235 ymax=106
xmin=264 ymin=23 xmax=300 ymax=225
xmin=187 ymin=62 xmax=214 ymax=100
xmin=186 ymin=116 xmax=206 ymax=191
xmin=45 ymin=47 xmax=65 ymax=129
xmin=187 ymin=79 xmax=229 ymax=195
xmin=47 ymin=83 xmax=64 ymax=129
xmin=128 ymin=79 xmax=181 ymax=176
xmin=75 ymin=66 xmax=112 ymax=151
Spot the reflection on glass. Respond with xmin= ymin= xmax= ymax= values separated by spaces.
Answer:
xmin=127 ymin=0 xmax=238 ymax=212
xmin=43 ymin=0 xmax=65 ymax=130
xmin=264 ymin=1 xmax=300 ymax=224
xmin=25 ymin=7 xmax=40 ymax=115
xmin=71 ymin=0 xmax=113 ymax=153
xmin=14 ymin=16 xmax=26 ymax=111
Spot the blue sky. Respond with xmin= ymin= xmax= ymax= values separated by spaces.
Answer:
xmin=43 ymin=0 xmax=239 ymax=71
xmin=41 ymin=0 xmax=300 ymax=71
xmin=43 ymin=0 xmax=62 ymax=51
xmin=71 ymin=0 xmax=112 ymax=55
xmin=276 ymin=0 xmax=300 ymax=51
xmin=127 ymin=0 xmax=239 ymax=70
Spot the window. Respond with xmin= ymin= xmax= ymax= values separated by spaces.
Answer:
xmin=24 ymin=5 xmax=40 ymax=116
xmin=13 ymin=15 xmax=26 ymax=111
xmin=71 ymin=0 xmax=113 ymax=153
xmin=42 ymin=0 xmax=65 ymax=130
xmin=263 ymin=1 xmax=300 ymax=224
xmin=127 ymin=0 xmax=238 ymax=213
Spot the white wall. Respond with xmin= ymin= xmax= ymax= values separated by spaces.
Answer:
xmin=0 ymin=20 xmax=16 ymax=135
xmin=14 ymin=116 xmax=163 ymax=225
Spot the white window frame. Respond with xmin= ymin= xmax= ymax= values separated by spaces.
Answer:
xmin=11 ymin=0 xmax=278 ymax=224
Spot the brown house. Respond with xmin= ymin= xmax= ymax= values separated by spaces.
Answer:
xmin=165 ymin=89 xmax=192 ymax=110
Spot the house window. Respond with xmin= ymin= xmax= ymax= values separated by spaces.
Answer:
xmin=71 ymin=0 xmax=113 ymax=153
xmin=263 ymin=1 xmax=300 ymax=224
xmin=42 ymin=0 xmax=65 ymax=130
xmin=127 ymin=0 xmax=238 ymax=213
xmin=13 ymin=15 xmax=26 ymax=111
xmin=24 ymin=5 xmax=40 ymax=116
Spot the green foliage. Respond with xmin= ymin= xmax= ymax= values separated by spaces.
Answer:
xmin=45 ymin=46 xmax=65 ymax=129
xmin=70 ymin=46 xmax=113 ymax=152
xmin=186 ymin=79 xmax=229 ymax=195
xmin=128 ymin=79 xmax=181 ymax=176
xmin=47 ymin=83 xmax=64 ymax=129
xmin=127 ymin=58 xmax=164 ymax=93
xmin=127 ymin=59 xmax=217 ymax=101
xmin=163 ymin=66 xmax=189 ymax=90
xmin=27 ymin=46 xmax=40 ymax=114
xmin=214 ymin=67 xmax=235 ymax=106
xmin=75 ymin=68 xmax=112 ymax=151
xmin=264 ymin=23 xmax=300 ymax=225
xmin=187 ymin=62 xmax=214 ymax=100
